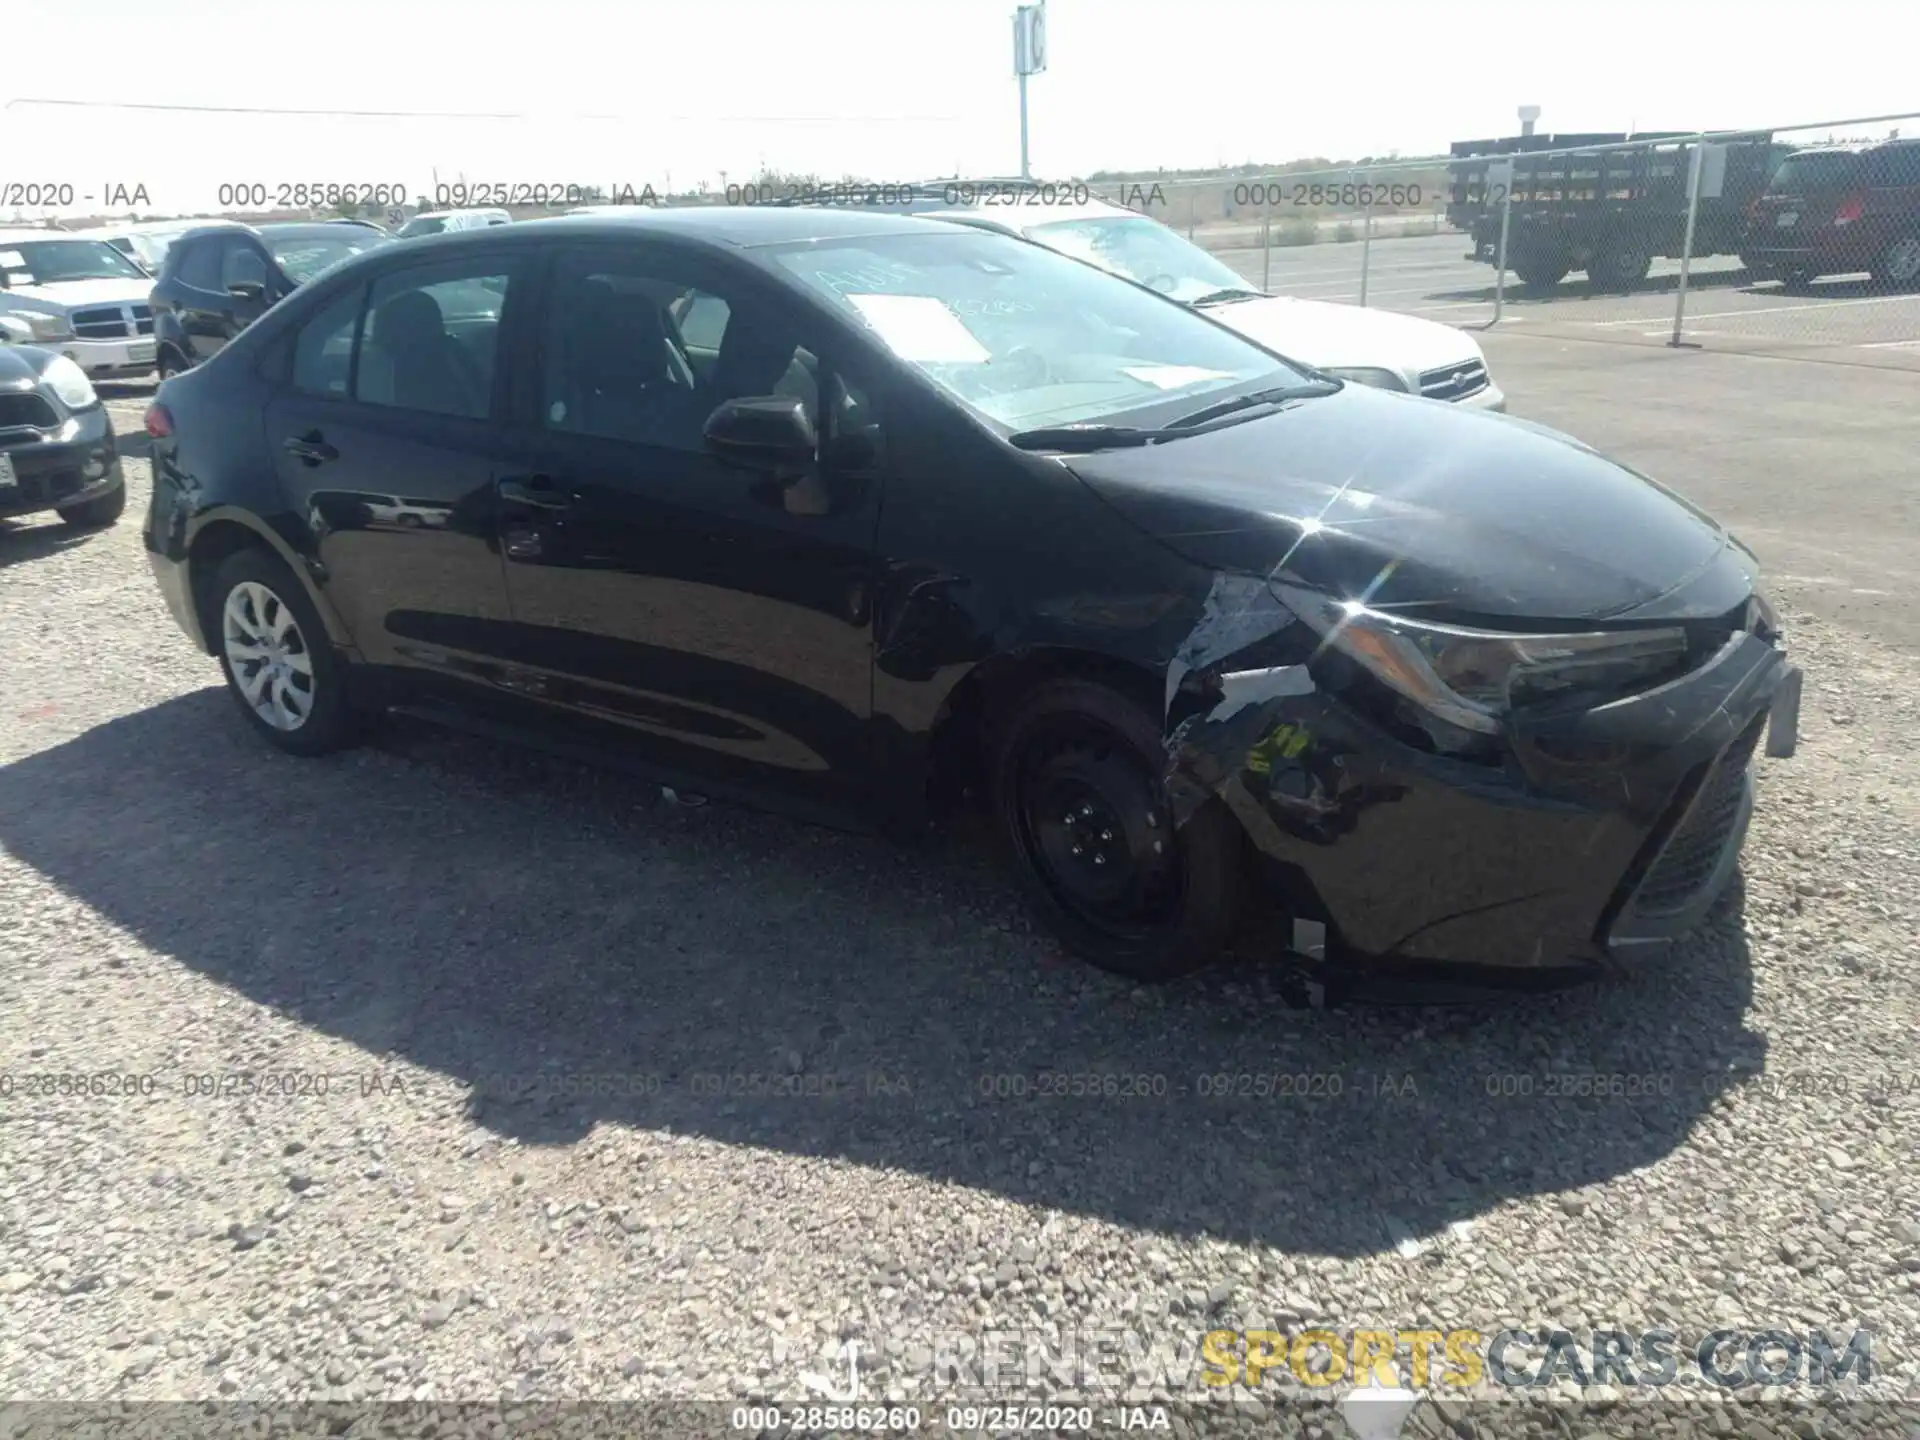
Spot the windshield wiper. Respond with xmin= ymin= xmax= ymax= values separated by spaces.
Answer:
xmin=1188 ymin=287 xmax=1267 ymax=306
xmin=1165 ymin=382 xmax=1340 ymax=430
xmin=1007 ymin=424 xmax=1165 ymax=452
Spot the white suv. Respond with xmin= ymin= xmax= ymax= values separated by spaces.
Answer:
xmin=922 ymin=196 xmax=1505 ymax=411
xmin=0 ymin=230 xmax=159 ymax=378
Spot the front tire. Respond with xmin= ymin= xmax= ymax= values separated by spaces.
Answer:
xmin=1587 ymin=240 xmax=1653 ymax=292
xmin=1871 ymin=233 xmax=1920 ymax=289
xmin=990 ymin=678 xmax=1244 ymax=981
xmin=56 ymin=482 xmax=126 ymax=528
xmin=209 ymin=547 xmax=361 ymax=756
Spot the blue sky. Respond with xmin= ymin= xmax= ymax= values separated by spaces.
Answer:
xmin=5 ymin=0 xmax=1917 ymax=218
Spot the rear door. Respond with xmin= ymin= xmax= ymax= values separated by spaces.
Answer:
xmin=1860 ymin=144 xmax=1920 ymax=270
xmin=262 ymin=249 xmax=526 ymax=707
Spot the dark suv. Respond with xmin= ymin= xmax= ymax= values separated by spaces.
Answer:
xmin=150 ymin=222 xmax=389 ymax=379
xmin=1742 ymin=139 xmax=1920 ymax=289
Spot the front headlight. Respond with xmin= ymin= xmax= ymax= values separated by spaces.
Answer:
xmin=19 ymin=311 xmax=76 ymax=342
xmin=42 ymin=354 xmax=98 ymax=410
xmin=1323 ymin=366 xmax=1410 ymax=393
xmin=1277 ymin=583 xmax=1690 ymax=734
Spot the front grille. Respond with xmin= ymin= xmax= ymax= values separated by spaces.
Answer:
xmin=0 ymin=467 xmax=83 ymax=506
xmin=0 ymin=392 xmax=61 ymax=431
xmin=1419 ymin=358 xmax=1490 ymax=402
xmin=72 ymin=306 xmax=133 ymax=339
xmin=1632 ymin=716 xmax=1766 ymax=916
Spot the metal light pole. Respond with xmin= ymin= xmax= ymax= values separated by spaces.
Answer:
xmin=1013 ymin=1 xmax=1046 ymax=180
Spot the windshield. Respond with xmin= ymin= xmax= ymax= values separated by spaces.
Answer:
xmin=1025 ymin=215 xmax=1259 ymax=305
xmin=268 ymin=232 xmax=387 ymax=284
xmin=1766 ymin=152 xmax=1862 ymax=193
xmin=398 ymin=216 xmax=450 ymax=237
xmin=771 ymin=229 xmax=1303 ymax=431
xmin=0 ymin=238 xmax=148 ymax=286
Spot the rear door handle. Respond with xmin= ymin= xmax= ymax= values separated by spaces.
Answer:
xmin=283 ymin=431 xmax=337 ymax=465
xmin=497 ymin=476 xmax=572 ymax=511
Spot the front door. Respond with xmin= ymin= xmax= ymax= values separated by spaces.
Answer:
xmin=495 ymin=241 xmax=885 ymax=817
xmin=263 ymin=250 xmax=525 ymax=708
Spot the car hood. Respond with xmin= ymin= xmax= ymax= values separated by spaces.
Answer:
xmin=1 ymin=277 xmax=152 ymax=310
xmin=1202 ymin=293 xmax=1481 ymax=376
xmin=1064 ymin=385 xmax=1757 ymax=624
xmin=0 ymin=344 xmax=49 ymax=385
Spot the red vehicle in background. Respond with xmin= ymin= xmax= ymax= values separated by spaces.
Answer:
xmin=1741 ymin=139 xmax=1920 ymax=290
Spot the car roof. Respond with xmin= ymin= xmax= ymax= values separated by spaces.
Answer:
xmin=253 ymin=222 xmax=389 ymax=241
xmin=513 ymin=205 xmax=966 ymax=247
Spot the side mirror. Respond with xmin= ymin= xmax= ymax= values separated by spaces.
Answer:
xmin=703 ymin=395 xmax=817 ymax=475
xmin=227 ymin=280 xmax=267 ymax=304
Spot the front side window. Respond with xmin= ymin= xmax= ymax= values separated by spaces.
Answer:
xmin=1024 ymin=215 xmax=1257 ymax=305
xmin=540 ymin=253 xmax=818 ymax=450
xmin=221 ymin=241 xmax=270 ymax=291
xmin=0 ymin=239 xmax=148 ymax=286
xmin=354 ymin=261 xmax=508 ymax=419
xmin=770 ymin=228 xmax=1300 ymax=431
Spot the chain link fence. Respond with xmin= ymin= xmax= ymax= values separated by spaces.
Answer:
xmin=1132 ymin=109 xmax=1920 ymax=358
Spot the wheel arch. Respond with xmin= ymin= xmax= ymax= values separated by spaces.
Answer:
xmin=924 ymin=645 xmax=1167 ymax=815
xmin=185 ymin=510 xmax=355 ymax=657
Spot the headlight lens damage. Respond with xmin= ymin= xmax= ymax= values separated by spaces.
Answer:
xmin=1274 ymin=582 xmax=1690 ymax=736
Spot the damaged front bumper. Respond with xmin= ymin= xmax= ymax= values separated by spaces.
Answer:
xmin=1163 ymin=581 xmax=1799 ymax=976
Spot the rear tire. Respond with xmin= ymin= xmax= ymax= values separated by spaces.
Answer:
xmin=155 ymin=345 xmax=186 ymax=383
xmin=1513 ymin=257 xmax=1570 ymax=293
xmin=56 ymin=482 xmax=126 ymax=529
xmin=208 ymin=547 xmax=362 ymax=757
xmin=989 ymin=678 xmax=1243 ymax=982
xmin=1587 ymin=240 xmax=1653 ymax=292
xmin=1779 ymin=265 xmax=1818 ymax=292
xmin=1870 ymin=233 xmax=1920 ymax=289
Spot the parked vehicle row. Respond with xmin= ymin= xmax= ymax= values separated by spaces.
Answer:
xmin=136 ymin=207 xmax=1800 ymax=991
xmin=1449 ymin=130 xmax=1920 ymax=293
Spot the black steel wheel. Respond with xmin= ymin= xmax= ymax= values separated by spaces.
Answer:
xmin=991 ymin=678 xmax=1243 ymax=981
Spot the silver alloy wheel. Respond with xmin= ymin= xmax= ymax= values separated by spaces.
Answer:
xmin=1886 ymin=237 xmax=1920 ymax=283
xmin=221 ymin=580 xmax=315 ymax=731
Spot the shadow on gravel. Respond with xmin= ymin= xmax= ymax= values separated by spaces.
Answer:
xmin=0 ymin=693 xmax=1767 ymax=1259
xmin=0 ymin=519 xmax=110 ymax=570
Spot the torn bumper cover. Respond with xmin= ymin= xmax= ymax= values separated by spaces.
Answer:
xmin=1163 ymin=575 xmax=1801 ymax=974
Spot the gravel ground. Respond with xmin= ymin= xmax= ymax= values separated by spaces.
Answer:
xmin=2 ymin=397 xmax=1917 ymax=1439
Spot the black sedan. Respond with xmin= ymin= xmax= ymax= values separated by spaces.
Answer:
xmin=0 ymin=343 xmax=125 ymax=527
xmin=140 ymin=208 xmax=1800 ymax=986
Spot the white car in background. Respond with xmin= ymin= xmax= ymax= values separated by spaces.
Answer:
xmin=920 ymin=196 xmax=1505 ymax=410
xmin=396 ymin=208 xmax=513 ymax=238
xmin=0 ymin=230 xmax=157 ymax=378
xmin=69 ymin=221 xmax=196 ymax=276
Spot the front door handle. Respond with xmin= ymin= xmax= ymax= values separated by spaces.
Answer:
xmin=497 ymin=476 xmax=571 ymax=511
xmin=283 ymin=431 xmax=337 ymax=465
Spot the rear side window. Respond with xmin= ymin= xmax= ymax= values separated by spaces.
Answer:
xmin=1767 ymin=152 xmax=1863 ymax=193
xmin=1863 ymin=146 xmax=1920 ymax=188
xmin=291 ymin=287 xmax=364 ymax=398
xmin=353 ymin=261 xmax=510 ymax=420
xmin=173 ymin=239 xmax=223 ymax=291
